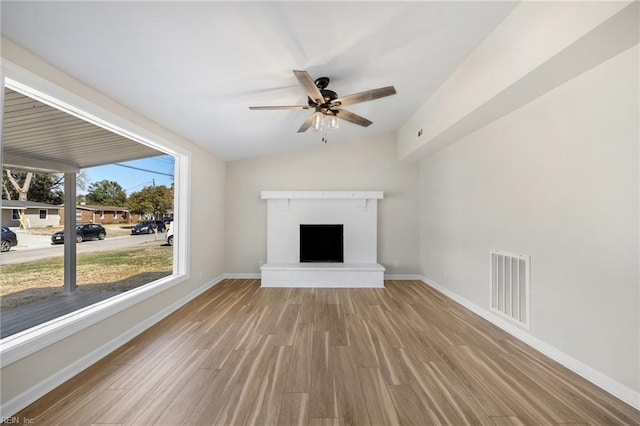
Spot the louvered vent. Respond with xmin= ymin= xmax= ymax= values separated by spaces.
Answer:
xmin=490 ymin=251 xmax=530 ymax=328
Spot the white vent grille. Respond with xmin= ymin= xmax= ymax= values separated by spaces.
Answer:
xmin=490 ymin=251 xmax=530 ymax=328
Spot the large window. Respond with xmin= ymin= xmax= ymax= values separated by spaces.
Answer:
xmin=1 ymin=78 xmax=187 ymax=351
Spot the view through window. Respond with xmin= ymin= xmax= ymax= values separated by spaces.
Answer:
xmin=1 ymin=87 xmax=176 ymax=339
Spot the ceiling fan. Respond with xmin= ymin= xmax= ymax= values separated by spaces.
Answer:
xmin=249 ymin=70 xmax=396 ymax=133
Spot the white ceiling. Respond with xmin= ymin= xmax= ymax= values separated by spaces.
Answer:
xmin=1 ymin=1 xmax=516 ymax=161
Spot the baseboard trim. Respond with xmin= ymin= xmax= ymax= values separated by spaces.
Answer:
xmin=223 ymin=273 xmax=421 ymax=281
xmin=418 ymin=276 xmax=640 ymax=411
xmin=224 ymin=273 xmax=261 ymax=279
xmin=384 ymin=274 xmax=422 ymax=280
xmin=1 ymin=274 xmax=225 ymax=418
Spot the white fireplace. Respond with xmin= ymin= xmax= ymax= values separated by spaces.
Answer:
xmin=260 ymin=191 xmax=385 ymax=287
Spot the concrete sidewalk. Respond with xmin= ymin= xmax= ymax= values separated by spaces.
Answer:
xmin=9 ymin=229 xmax=53 ymax=251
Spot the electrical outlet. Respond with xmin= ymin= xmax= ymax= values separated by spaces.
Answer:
xmin=393 ymin=260 xmax=399 ymax=268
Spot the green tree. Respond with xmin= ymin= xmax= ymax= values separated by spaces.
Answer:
xmin=127 ymin=185 xmax=173 ymax=219
xmin=3 ymin=169 xmax=88 ymax=203
xmin=86 ymin=180 xmax=127 ymax=206
xmin=3 ymin=171 xmax=63 ymax=203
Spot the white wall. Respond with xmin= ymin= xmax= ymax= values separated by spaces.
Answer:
xmin=225 ymin=133 xmax=420 ymax=276
xmin=1 ymin=39 xmax=226 ymax=411
xmin=398 ymin=1 xmax=635 ymax=161
xmin=419 ymin=44 xmax=639 ymax=396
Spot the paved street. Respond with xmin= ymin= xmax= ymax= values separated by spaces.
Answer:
xmin=0 ymin=231 xmax=168 ymax=265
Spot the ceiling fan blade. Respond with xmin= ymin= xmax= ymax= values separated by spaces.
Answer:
xmin=249 ymin=105 xmax=311 ymax=110
xmin=297 ymin=114 xmax=315 ymax=133
xmin=293 ymin=70 xmax=324 ymax=104
xmin=332 ymin=86 xmax=396 ymax=107
xmin=335 ymin=109 xmax=373 ymax=127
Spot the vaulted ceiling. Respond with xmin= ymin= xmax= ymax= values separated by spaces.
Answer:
xmin=1 ymin=1 xmax=516 ymax=161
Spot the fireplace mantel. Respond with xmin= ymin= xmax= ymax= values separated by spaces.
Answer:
xmin=261 ymin=191 xmax=383 ymax=200
xmin=260 ymin=190 xmax=385 ymax=288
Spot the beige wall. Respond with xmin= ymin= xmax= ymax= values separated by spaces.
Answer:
xmin=225 ymin=133 xmax=420 ymax=276
xmin=419 ymin=46 xmax=639 ymax=392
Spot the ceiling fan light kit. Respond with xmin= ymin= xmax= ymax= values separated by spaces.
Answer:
xmin=249 ymin=70 xmax=396 ymax=142
xmin=312 ymin=111 xmax=339 ymax=132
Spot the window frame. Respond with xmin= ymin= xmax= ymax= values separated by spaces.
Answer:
xmin=39 ymin=209 xmax=47 ymax=220
xmin=1 ymin=67 xmax=190 ymax=368
xmin=11 ymin=209 xmax=20 ymax=220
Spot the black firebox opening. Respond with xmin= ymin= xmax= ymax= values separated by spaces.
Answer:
xmin=300 ymin=224 xmax=343 ymax=263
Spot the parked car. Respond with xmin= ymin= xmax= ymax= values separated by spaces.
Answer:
xmin=131 ymin=220 xmax=166 ymax=235
xmin=161 ymin=216 xmax=173 ymax=224
xmin=166 ymin=221 xmax=174 ymax=246
xmin=51 ymin=224 xmax=106 ymax=244
xmin=1 ymin=226 xmax=18 ymax=252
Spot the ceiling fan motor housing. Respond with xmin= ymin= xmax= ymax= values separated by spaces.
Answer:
xmin=307 ymin=90 xmax=338 ymax=108
xmin=308 ymin=77 xmax=338 ymax=109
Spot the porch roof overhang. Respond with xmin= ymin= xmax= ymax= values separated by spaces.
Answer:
xmin=3 ymin=88 xmax=162 ymax=173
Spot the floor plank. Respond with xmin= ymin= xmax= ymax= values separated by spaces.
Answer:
xmin=13 ymin=279 xmax=640 ymax=425
xmin=278 ymin=393 xmax=309 ymax=426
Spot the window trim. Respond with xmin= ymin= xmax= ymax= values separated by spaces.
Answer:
xmin=1 ymin=62 xmax=191 ymax=368
xmin=39 ymin=209 xmax=47 ymax=220
xmin=11 ymin=209 xmax=20 ymax=220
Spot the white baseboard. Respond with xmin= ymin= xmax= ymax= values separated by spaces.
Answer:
xmin=419 ymin=276 xmax=640 ymax=411
xmin=1 ymin=274 xmax=225 ymax=418
xmin=384 ymin=274 xmax=422 ymax=280
xmin=223 ymin=273 xmax=421 ymax=281
xmin=224 ymin=273 xmax=261 ymax=279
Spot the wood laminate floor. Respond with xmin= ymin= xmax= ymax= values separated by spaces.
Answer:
xmin=14 ymin=279 xmax=640 ymax=425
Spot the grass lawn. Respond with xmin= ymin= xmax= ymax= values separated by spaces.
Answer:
xmin=0 ymin=245 xmax=173 ymax=312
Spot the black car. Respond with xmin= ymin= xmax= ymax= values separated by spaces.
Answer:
xmin=131 ymin=220 xmax=165 ymax=235
xmin=1 ymin=226 xmax=18 ymax=252
xmin=51 ymin=224 xmax=106 ymax=244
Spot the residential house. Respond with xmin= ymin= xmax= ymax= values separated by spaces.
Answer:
xmin=1 ymin=200 xmax=61 ymax=228
xmin=59 ymin=204 xmax=133 ymax=225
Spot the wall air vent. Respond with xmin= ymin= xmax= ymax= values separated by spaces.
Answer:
xmin=490 ymin=251 xmax=530 ymax=328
